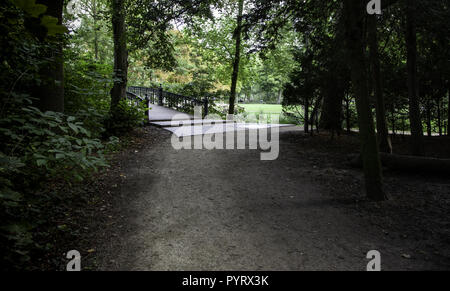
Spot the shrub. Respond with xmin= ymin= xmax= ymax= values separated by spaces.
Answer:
xmin=0 ymin=98 xmax=110 ymax=270
xmin=104 ymin=99 xmax=147 ymax=137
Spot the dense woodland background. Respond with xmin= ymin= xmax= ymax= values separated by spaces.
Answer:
xmin=0 ymin=0 xmax=449 ymax=270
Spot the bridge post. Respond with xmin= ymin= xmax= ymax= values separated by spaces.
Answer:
xmin=145 ymin=95 xmax=150 ymax=122
xmin=158 ymin=84 xmax=163 ymax=106
xmin=203 ymin=97 xmax=209 ymax=118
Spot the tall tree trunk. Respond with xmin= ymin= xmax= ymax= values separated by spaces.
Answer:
xmin=304 ymin=97 xmax=309 ymax=133
xmin=345 ymin=96 xmax=351 ymax=134
xmin=93 ymin=0 xmax=99 ymax=60
xmin=426 ymin=99 xmax=432 ymax=137
xmin=228 ymin=0 xmax=244 ymax=115
xmin=391 ymin=108 xmax=397 ymax=137
xmin=437 ymin=97 xmax=442 ymax=136
xmin=310 ymin=97 xmax=322 ymax=135
xmin=111 ymin=0 xmax=128 ymax=111
xmin=448 ymin=86 xmax=450 ymax=136
xmin=343 ymin=0 xmax=387 ymax=201
xmin=406 ymin=0 xmax=425 ymax=155
xmin=368 ymin=15 xmax=392 ymax=153
xmin=35 ymin=0 xmax=65 ymax=113
xmin=320 ymin=78 xmax=344 ymax=134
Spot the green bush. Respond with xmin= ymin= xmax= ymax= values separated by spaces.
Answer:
xmin=104 ymin=99 xmax=147 ymax=137
xmin=0 ymin=97 xmax=110 ymax=269
xmin=64 ymin=58 xmax=113 ymax=115
xmin=74 ymin=107 xmax=107 ymax=139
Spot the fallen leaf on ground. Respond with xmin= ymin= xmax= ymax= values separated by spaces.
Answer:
xmin=402 ymin=254 xmax=411 ymax=259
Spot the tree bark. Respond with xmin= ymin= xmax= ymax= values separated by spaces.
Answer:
xmin=448 ymin=86 xmax=450 ymax=136
xmin=93 ymin=0 xmax=99 ymax=60
xmin=437 ymin=97 xmax=442 ymax=136
xmin=304 ymin=96 xmax=309 ymax=133
xmin=228 ymin=0 xmax=244 ymax=115
xmin=110 ymin=0 xmax=128 ymax=111
xmin=310 ymin=97 xmax=322 ymax=135
xmin=368 ymin=15 xmax=392 ymax=153
xmin=406 ymin=0 xmax=425 ymax=155
xmin=345 ymin=96 xmax=351 ymax=134
xmin=391 ymin=108 xmax=397 ymax=137
xmin=343 ymin=0 xmax=387 ymax=201
xmin=320 ymin=77 xmax=344 ymax=134
xmin=35 ymin=0 xmax=65 ymax=113
xmin=426 ymin=99 xmax=432 ymax=137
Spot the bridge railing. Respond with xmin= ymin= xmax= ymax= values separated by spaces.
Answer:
xmin=127 ymin=86 xmax=159 ymax=105
xmin=127 ymin=86 xmax=209 ymax=118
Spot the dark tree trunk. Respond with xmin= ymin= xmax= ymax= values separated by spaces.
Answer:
xmin=368 ymin=15 xmax=392 ymax=153
xmin=426 ymin=99 xmax=432 ymax=137
xmin=35 ymin=0 xmax=64 ymax=113
xmin=391 ymin=108 xmax=397 ymax=137
xmin=406 ymin=0 xmax=425 ymax=155
xmin=310 ymin=97 xmax=322 ymax=135
xmin=320 ymin=79 xmax=344 ymax=134
xmin=345 ymin=96 xmax=351 ymax=134
xmin=228 ymin=0 xmax=244 ymax=115
xmin=93 ymin=0 xmax=99 ymax=60
xmin=437 ymin=97 xmax=442 ymax=136
xmin=343 ymin=0 xmax=387 ymax=201
xmin=402 ymin=116 xmax=406 ymax=136
xmin=447 ymin=86 xmax=450 ymax=136
xmin=110 ymin=0 xmax=128 ymax=111
xmin=304 ymin=96 xmax=309 ymax=133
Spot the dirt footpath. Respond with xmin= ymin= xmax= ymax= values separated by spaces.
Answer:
xmin=92 ymin=127 xmax=450 ymax=271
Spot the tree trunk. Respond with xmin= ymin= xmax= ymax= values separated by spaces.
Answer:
xmin=391 ymin=109 xmax=396 ymax=137
xmin=304 ymin=96 xmax=309 ymax=133
xmin=437 ymin=97 xmax=442 ymax=136
xmin=228 ymin=0 xmax=244 ymax=115
xmin=35 ymin=0 xmax=65 ymax=113
xmin=93 ymin=0 xmax=99 ymax=60
xmin=448 ymin=86 xmax=450 ymax=136
xmin=110 ymin=0 xmax=128 ymax=111
xmin=320 ymin=78 xmax=344 ymax=134
xmin=426 ymin=99 xmax=432 ymax=137
xmin=406 ymin=0 xmax=425 ymax=155
xmin=402 ymin=116 xmax=406 ymax=136
xmin=310 ymin=97 xmax=322 ymax=135
xmin=345 ymin=96 xmax=351 ymax=134
xmin=343 ymin=0 xmax=387 ymax=201
xmin=368 ymin=15 xmax=392 ymax=153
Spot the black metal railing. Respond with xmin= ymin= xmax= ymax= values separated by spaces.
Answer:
xmin=125 ymin=91 xmax=143 ymax=105
xmin=127 ymin=85 xmax=209 ymax=118
xmin=127 ymin=86 xmax=159 ymax=105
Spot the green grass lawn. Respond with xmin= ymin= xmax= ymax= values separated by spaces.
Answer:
xmin=239 ymin=104 xmax=283 ymax=114
xmin=238 ymin=103 xmax=300 ymax=125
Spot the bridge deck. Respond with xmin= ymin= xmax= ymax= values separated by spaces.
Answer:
xmin=146 ymin=102 xmax=296 ymax=137
xmin=148 ymin=103 xmax=193 ymax=122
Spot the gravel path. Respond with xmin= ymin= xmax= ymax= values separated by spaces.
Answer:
xmin=95 ymin=128 xmax=446 ymax=271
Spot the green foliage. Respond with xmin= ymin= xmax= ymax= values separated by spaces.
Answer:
xmin=10 ymin=0 xmax=68 ymax=36
xmin=104 ymin=99 xmax=147 ymax=137
xmin=65 ymin=57 xmax=113 ymax=114
xmin=9 ymin=0 xmax=46 ymax=18
xmin=0 ymin=96 xmax=110 ymax=269
xmin=40 ymin=15 xmax=68 ymax=36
